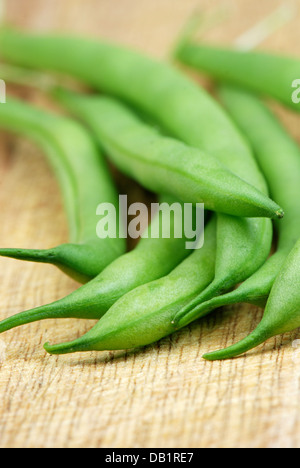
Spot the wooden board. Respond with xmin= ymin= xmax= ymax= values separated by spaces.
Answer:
xmin=0 ymin=0 xmax=300 ymax=448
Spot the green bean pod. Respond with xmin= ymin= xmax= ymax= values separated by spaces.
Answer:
xmin=50 ymin=89 xmax=280 ymax=218
xmin=0 ymin=30 xmax=278 ymax=309
xmin=175 ymin=40 xmax=300 ymax=112
xmin=0 ymin=196 xmax=193 ymax=333
xmin=0 ymin=97 xmax=125 ymax=283
xmin=204 ymin=238 xmax=300 ymax=360
xmin=43 ymin=217 xmax=217 ymax=355
xmin=174 ymin=85 xmax=300 ymax=329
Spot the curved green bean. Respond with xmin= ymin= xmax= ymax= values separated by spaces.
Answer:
xmin=0 ymin=97 xmax=125 ymax=283
xmin=0 ymin=196 xmax=192 ymax=333
xmin=173 ymin=85 xmax=300 ymax=329
xmin=50 ymin=89 xmax=280 ymax=218
xmin=175 ymin=40 xmax=300 ymax=112
xmin=43 ymin=217 xmax=217 ymax=354
xmin=204 ymin=238 xmax=300 ymax=360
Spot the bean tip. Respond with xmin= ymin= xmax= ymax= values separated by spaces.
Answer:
xmin=202 ymin=352 xmax=214 ymax=361
xmin=275 ymin=208 xmax=284 ymax=219
xmin=171 ymin=319 xmax=181 ymax=329
xmin=44 ymin=341 xmax=61 ymax=355
xmin=44 ymin=342 xmax=51 ymax=351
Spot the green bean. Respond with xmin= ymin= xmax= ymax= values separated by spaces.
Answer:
xmin=174 ymin=85 xmax=300 ymax=329
xmin=204 ymin=238 xmax=300 ymax=360
xmin=174 ymin=40 xmax=300 ymax=111
xmin=0 ymin=96 xmax=125 ymax=283
xmin=0 ymin=29 xmax=278 ymax=311
xmin=50 ymin=88 xmax=280 ymax=218
xmin=0 ymin=196 xmax=193 ymax=334
xmin=43 ymin=217 xmax=216 ymax=354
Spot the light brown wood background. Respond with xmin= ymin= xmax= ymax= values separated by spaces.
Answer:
xmin=0 ymin=0 xmax=300 ymax=448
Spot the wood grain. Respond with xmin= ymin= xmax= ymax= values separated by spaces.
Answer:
xmin=0 ymin=0 xmax=300 ymax=448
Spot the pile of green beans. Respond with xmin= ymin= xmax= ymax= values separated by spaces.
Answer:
xmin=0 ymin=32 xmax=281 ymax=315
xmin=0 ymin=31 xmax=284 ymax=334
xmin=52 ymin=88 xmax=275 ymax=314
xmin=0 ymin=26 xmax=300 ymax=360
